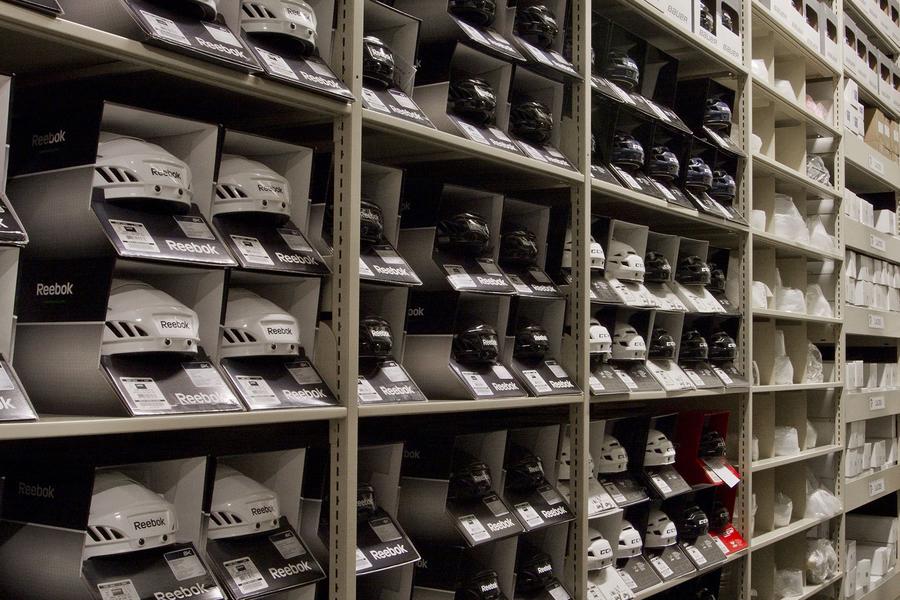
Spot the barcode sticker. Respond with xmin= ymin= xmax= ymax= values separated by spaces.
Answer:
xmin=492 ymin=365 xmax=514 ymax=380
xmin=523 ymin=369 xmax=552 ymax=393
xmin=141 ymin=11 xmax=190 ymax=45
xmin=109 ymin=219 xmax=160 ymax=253
xmin=547 ymin=361 xmax=569 ymax=378
xmin=459 ymin=514 xmax=491 ymax=541
xmin=870 ymin=477 xmax=886 ymax=496
xmin=382 ymin=365 xmax=409 ymax=383
xmin=97 ymin=579 xmax=141 ymax=600
xmin=173 ymin=216 xmax=215 ymax=240
xmin=236 ymin=376 xmax=279 ymax=406
xmin=203 ymin=23 xmax=241 ymax=46
xmin=224 ymin=557 xmax=268 ymax=593
xmin=356 ymin=548 xmax=374 ymax=571
xmin=515 ymin=502 xmax=545 ymax=527
xmin=164 ymin=548 xmax=207 ymax=581
xmin=870 ymin=395 xmax=886 ymax=411
xmin=257 ymin=48 xmax=299 ymax=80
xmin=445 ymin=264 xmax=477 ymax=288
xmin=461 ymin=371 xmax=492 ymax=396
xmin=357 ymin=378 xmax=382 ymax=403
xmin=231 ymin=235 xmax=274 ymax=265
xmin=120 ymin=377 xmax=170 ymax=411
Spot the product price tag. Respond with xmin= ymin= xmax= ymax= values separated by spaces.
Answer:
xmin=653 ymin=181 xmax=676 ymax=201
xmin=173 ymin=216 xmax=215 ymax=240
xmin=0 ymin=364 xmax=14 ymax=391
xmin=359 ymin=258 xmax=374 ymax=277
xmin=457 ymin=121 xmax=490 ymax=145
xmin=182 ymin=363 xmax=221 ymax=388
xmin=515 ymin=502 xmax=545 ymax=527
xmin=164 ymin=548 xmax=207 ymax=581
xmin=223 ymin=557 xmax=268 ymax=594
xmin=461 ymin=371 xmax=492 ymax=396
xmin=203 ymin=23 xmax=241 ymax=46
xmin=277 ymin=228 xmax=312 ymax=251
xmin=459 ymin=514 xmax=491 ymax=541
xmin=588 ymin=494 xmax=610 ymax=514
xmin=355 ymin=548 xmax=373 ymax=571
xmin=870 ymin=477 xmax=886 ymax=496
xmin=492 ymin=365 xmax=514 ymax=380
xmin=141 ymin=11 xmax=190 ymax=45
xmin=270 ymin=531 xmax=305 ymax=559
xmin=236 ymin=376 xmax=279 ymax=406
xmin=617 ymin=170 xmax=640 ymax=190
xmin=457 ymin=21 xmax=488 ymax=43
xmin=649 ymin=556 xmax=673 ymax=578
xmin=589 ymin=375 xmax=605 ymax=393
xmin=231 ymin=235 xmax=274 ymax=265
xmin=507 ymin=274 xmax=532 ymax=294
xmin=548 ymin=582 xmax=572 ymax=600
xmin=109 ymin=219 xmax=160 ymax=253
xmin=361 ymin=88 xmax=389 ymax=112
xmin=713 ymin=367 xmax=734 ymax=385
xmin=704 ymin=458 xmax=741 ymax=488
xmin=650 ymin=474 xmax=672 ymax=494
xmin=97 ymin=579 xmax=141 ymax=600
xmin=684 ymin=369 xmax=706 ymax=387
xmin=370 ymin=517 xmax=403 ymax=542
xmin=381 ymin=365 xmax=409 ymax=383
xmin=870 ymin=234 xmax=887 ymax=252
xmin=547 ymin=361 xmax=569 ymax=378
xmin=538 ymin=485 xmax=562 ymax=505
xmin=375 ymin=247 xmax=405 ymax=264
xmin=618 ymin=571 xmax=638 ymax=590
xmin=685 ymin=545 xmax=707 ymax=565
xmin=712 ymin=536 xmax=730 ymax=555
xmin=601 ymin=482 xmax=627 ymax=505
xmin=287 ymin=363 xmax=322 ymax=385
xmin=523 ymin=369 xmax=552 ymax=393
xmin=483 ymin=494 xmax=509 ymax=516
xmin=444 ymin=264 xmax=476 ymax=288
xmin=388 ymin=89 xmax=418 ymax=110
xmin=120 ymin=377 xmax=170 ymax=411
xmin=870 ymin=395 xmax=886 ymax=411
xmin=521 ymin=142 xmax=549 ymax=162
xmin=868 ymin=313 xmax=886 ymax=329
xmin=256 ymin=47 xmax=299 ymax=80
xmin=869 ymin=154 xmax=886 ymax=175
xmin=357 ymin=378 xmax=382 ymax=403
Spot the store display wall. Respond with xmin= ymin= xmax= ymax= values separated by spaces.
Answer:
xmin=0 ymin=0 xmax=898 ymax=599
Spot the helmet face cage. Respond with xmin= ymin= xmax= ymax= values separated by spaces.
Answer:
xmin=612 ymin=324 xmax=647 ymax=361
xmin=448 ymin=78 xmax=497 ymax=126
xmin=649 ymin=328 xmax=677 ymax=360
xmin=449 ymin=456 xmax=494 ymax=501
xmin=453 ymin=321 xmax=500 ymax=365
xmin=647 ymin=146 xmax=681 ymax=181
xmin=506 ymin=450 xmax=546 ymax=491
xmin=241 ymin=0 xmax=319 ymax=56
xmin=85 ymin=471 xmax=179 ymax=559
xmin=617 ymin=522 xmax=643 ymax=559
xmin=510 ymin=101 xmax=554 ymax=145
xmin=500 ymin=230 xmax=538 ymax=266
xmin=704 ymin=98 xmax=733 ymax=131
xmin=516 ymin=551 xmax=554 ymax=592
xmin=360 ymin=200 xmax=385 ymax=246
xmin=589 ymin=318 xmax=612 ymax=356
xmin=605 ymin=50 xmax=640 ymax=91
xmin=644 ymin=251 xmax=672 ymax=282
xmin=437 ymin=212 xmax=492 ymax=257
xmin=362 ymin=36 xmax=396 ymax=89
xmin=676 ymin=255 xmax=712 ymax=285
xmin=597 ymin=435 xmax=628 ymax=474
xmin=221 ymin=288 xmax=300 ymax=359
xmin=94 ymin=134 xmax=193 ymax=211
xmin=215 ymin=154 xmax=291 ymax=219
xmin=208 ymin=465 xmax=282 ymax=540
xmin=711 ymin=170 xmax=737 ymax=202
xmin=709 ymin=331 xmax=737 ymax=361
xmin=513 ymin=322 xmax=551 ymax=362
xmin=644 ymin=429 xmax=676 ymax=466
xmin=448 ymin=0 xmax=497 ymax=27
xmin=587 ymin=529 xmax=614 ymax=571
xmin=686 ymin=157 xmax=714 ymax=191
xmin=699 ymin=430 xmax=727 ymax=458
xmin=677 ymin=505 xmax=710 ymax=540
xmin=514 ymin=5 xmax=559 ymax=50
xmin=103 ymin=279 xmax=200 ymax=356
xmin=645 ymin=508 xmax=678 ymax=548
xmin=359 ymin=315 xmax=393 ymax=359
xmin=679 ymin=330 xmax=709 ymax=361
xmin=611 ymin=133 xmax=645 ymax=170
xmin=458 ymin=569 xmax=503 ymax=600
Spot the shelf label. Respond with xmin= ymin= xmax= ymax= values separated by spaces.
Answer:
xmin=868 ymin=154 xmax=886 ymax=175
xmin=870 ymin=395 xmax=886 ymax=411
xmin=870 ymin=234 xmax=887 ymax=252
xmin=869 ymin=477 xmax=886 ymax=497
xmin=868 ymin=313 xmax=886 ymax=330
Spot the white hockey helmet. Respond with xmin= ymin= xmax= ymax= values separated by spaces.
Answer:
xmin=612 ymin=324 xmax=646 ymax=361
xmin=645 ymin=508 xmax=678 ymax=548
xmin=103 ymin=279 xmax=200 ymax=355
xmin=84 ymin=470 xmax=178 ymax=559
xmin=596 ymin=435 xmax=628 ymax=474
xmin=214 ymin=154 xmax=291 ymax=219
xmin=644 ymin=429 xmax=676 ymax=466
xmin=94 ymin=133 xmax=193 ymax=210
xmin=606 ymin=239 xmax=645 ymax=282
xmin=589 ymin=318 xmax=612 ymax=356
xmin=587 ymin=528 xmax=614 ymax=571
xmin=562 ymin=230 xmax=605 ymax=270
xmin=617 ymin=521 xmax=643 ymax=559
xmin=207 ymin=465 xmax=281 ymax=540
xmin=221 ymin=288 xmax=300 ymax=358
xmin=557 ymin=432 xmax=596 ymax=481
xmin=241 ymin=0 xmax=318 ymax=55
xmin=184 ymin=0 xmax=218 ymax=20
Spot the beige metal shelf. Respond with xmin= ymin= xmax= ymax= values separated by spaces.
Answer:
xmin=752 ymin=76 xmax=841 ymax=139
xmin=751 ymin=1 xmax=842 ymax=79
xmin=751 ymin=229 xmax=844 ymax=262
xmin=857 ymin=569 xmax=900 ymax=600
xmin=750 ymin=514 xmax=836 ymax=550
xmin=844 ymin=132 xmax=900 ymax=194
xmin=751 ymin=444 xmax=843 ymax=472
xmin=845 ymin=305 xmax=900 ymax=338
xmin=845 ymin=463 xmax=900 ymax=511
xmin=357 ymin=395 xmax=583 ymax=417
xmin=848 ymin=69 xmax=900 ymax=124
xmin=753 ymin=308 xmax=843 ymax=325
xmin=844 ymin=218 xmax=900 ymax=261
xmin=753 ymin=153 xmax=841 ymax=199
xmin=632 ymin=548 xmax=748 ymax=600
xmin=845 ymin=389 xmax=900 ymax=423
xmin=0 ymin=406 xmax=348 ymax=441
xmin=844 ymin=0 xmax=900 ymax=57
xmin=753 ymin=382 xmax=844 ymax=393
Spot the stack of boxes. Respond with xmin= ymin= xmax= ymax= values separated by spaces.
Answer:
xmin=864 ymin=107 xmax=900 ymax=161
xmin=846 ymin=360 xmax=899 ymax=391
xmin=845 ymin=416 xmax=899 ymax=480
xmin=844 ymin=250 xmax=900 ymax=311
xmin=845 ymin=515 xmax=900 ymax=598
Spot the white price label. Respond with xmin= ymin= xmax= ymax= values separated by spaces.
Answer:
xmin=713 ymin=367 xmax=734 ymax=385
xmin=650 ymin=474 xmax=672 ymax=494
xmin=120 ymin=377 xmax=170 ymax=411
xmin=457 ymin=21 xmax=488 ymax=43
xmin=515 ymin=502 xmax=545 ymax=527
xmin=870 ymin=234 xmax=887 ymax=252
xmin=492 ymin=365 xmax=514 ymax=380
xmin=382 ymin=365 xmax=409 ymax=382
xmin=868 ymin=313 xmax=886 ymax=329
xmin=173 ymin=216 xmax=215 ymax=240
xmin=374 ymin=247 xmax=406 ymax=264
xmin=653 ymin=180 xmax=677 ymax=201
xmin=650 ymin=556 xmax=673 ymax=578
xmin=361 ymin=88 xmax=390 ymax=112
xmin=389 ymin=90 xmax=419 ymax=110
xmin=458 ymin=121 xmax=490 ymax=144
xmin=870 ymin=477 xmax=886 ymax=496
xmin=355 ymin=548 xmax=373 ymax=571
xmin=870 ymin=395 xmax=886 ymax=411
xmin=507 ymin=274 xmax=532 ymax=294
xmin=444 ymin=264 xmax=476 ymax=288
xmin=231 ymin=235 xmax=274 ymax=265
xmin=618 ymin=570 xmax=638 ymax=590
xmin=614 ymin=369 xmax=638 ymax=390
xmin=357 ymin=378 xmax=382 ymax=403
xmin=548 ymin=583 xmax=572 ymax=600
xmin=706 ymin=458 xmax=741 ymax=488
xmin=869 ymin=154 xmax=886 ymax=175
xmin=523 ymin=369 xmax=553 ymax=393
xmin=459 ymin=514 xmax=491 ymax=541
xmin=164 ymin=548 xmax=207 ymax=581
xmin=224 ymin=557 xmax=269 ymax=593
xmin=589 ymin=375 xmax=605 ymax=393
xmin=287 ymin=364 xmax=322 ymax=385
xmin=685 ymin=369 xmax=706 ymax=387
xmin=686 ymin=545 xmax=707 ymax=565
xmin=278 ymin=228 xmax=312 ymax=252
xmin=270 ymin=531 xmax=305 ymax=559
xmin=236 ymin=376 xmax=279 ymax=406
xmin=712 ymin=535 xmax=730 ymax=555
xmin=521 ymin=142 xmax=549 ymax=161
xmin=109 ymin=219 xmax=160 ymax=253
xmin=617 ymin=170 xmax=640 ymax=190
xmin=182 ymin=364 xmax=222 ymax=388
xmin=97 ymin=579 xmax=141 ymax=600
xmin=140 ymin=11 xmax=190 ymax=45
xmin=256 ymin=47 xmax=299 ymax=80
xmin=461 ymin=371 xmax=492 ymax=396
xmin=307 ymin=58 xmax=336 ymax=78
xmin=547 ymin=361 xmax=569 ymax=379
xmin=203 ymin=23 xmax=241 ymax=46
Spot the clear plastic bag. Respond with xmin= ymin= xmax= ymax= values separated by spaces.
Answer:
xmin=774 ymin=426 xmax=801 ymax=456
xmin=807 ymin=216 xmax=836 ymax=251
xmin=776 ymin=285 xmax=807 ymax=313
xmin=770 ymin=195 xmax=810 ymax=243
xmin=805 ymin=420 xmax=817 ymax=450
xmin=751 ymin=209 xmax=767 ymax=230
xmin=807 ymin=155 xmax=831 ymax=185
xmin=806 ymin=284 xmax=833 ymax=318
xmin=806 ymin=539 xmax=839 ymax=584
xmin=774 ymin=569 xmax=804 ymax=599
xmin=803 ymin=343 xmax=824 ymax=384
xmin=752 ymin=281 xmax=773 ymax=309
xmin=773 ymin=356 xmax=794 ymax=384
xmin=804 ymin=469 xmax=842 ymax=518
xmin=752 ymin=434 xmax=760 ymax=461
xmin=774 ymin=491 xmax=793 ymax=527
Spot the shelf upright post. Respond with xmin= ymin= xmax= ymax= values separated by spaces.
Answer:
xmin=329 ymin=2 xmax=364 ymax=600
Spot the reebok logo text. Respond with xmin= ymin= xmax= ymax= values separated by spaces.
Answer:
xmin=369 ymin=543 xmax=408 ymax=560
xmin=18 ymin=482 xmax=54 ymax=498
xmin=153 ymin=584 xmax=208 ymax=599
xmin=486 ymin=518 xmax=514 ymax=532
xmin=32 ymin=129 xmax=66 ymax=147
xmin=270 ymin=561 xmax=312 ymax=578
xmin=166 ymin=240 xmax=220 ymax=255
xmin=36 ymin=282 xmax=73 ymax=296
xmin=195 ymin=37 xmax=249 ymax=60
xmin=133 ymin=517 xmax=166 ymax=530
